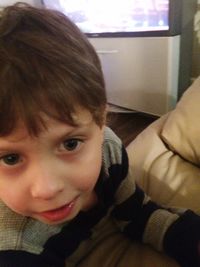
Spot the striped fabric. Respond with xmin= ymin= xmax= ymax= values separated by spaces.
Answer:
xmin=0 ymin=127 xmax=199 ymax=267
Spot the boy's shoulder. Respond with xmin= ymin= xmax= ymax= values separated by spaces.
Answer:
xmin=0 ymin=200 xmax=62 ymax=253
xmin=103 ymin=126 xmax=124 ymax=156
xmin=104 ymin=126 xmax=122 ymax=145
xmin=102 ymin=127 xmax=127 ymax=176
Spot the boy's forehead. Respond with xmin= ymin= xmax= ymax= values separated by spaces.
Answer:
xmin=71 ymin=108 xmax=94 ymax=125
xmin=0 ymin=109 xmax=94 ymax=142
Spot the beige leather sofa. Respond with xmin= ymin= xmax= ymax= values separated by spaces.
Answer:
xmin=127 ymin=76 xmax=200 ymax=214
xmin=125 ymin=76 xmax=200 ymax=266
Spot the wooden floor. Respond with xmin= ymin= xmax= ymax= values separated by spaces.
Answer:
xmin=106 ymin=111 xmax=157 ymax=147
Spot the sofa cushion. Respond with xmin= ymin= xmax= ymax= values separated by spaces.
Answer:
xmin=127 ymin=114 xmax=200 ymax=214
xmin=161 ymin=77 xmax=200 ymax=165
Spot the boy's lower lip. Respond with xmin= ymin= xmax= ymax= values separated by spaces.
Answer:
xmin=38 ymin=199 xmax=77 ymax=222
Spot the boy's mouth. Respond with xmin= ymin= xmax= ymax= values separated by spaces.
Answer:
xmin=38 ymin=199 xmax=77 ymax=222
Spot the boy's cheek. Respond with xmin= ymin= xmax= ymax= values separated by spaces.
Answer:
xmin=75 ymin=161 xmax=102 ymax=193
xmin=1 ymin=198 xmax=24 ymax=215
xmin=0 ymin=190 xmax=28 ymax=215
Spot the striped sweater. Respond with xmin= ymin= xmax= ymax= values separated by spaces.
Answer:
xmin=0 ymin=127 xmax=200 ymax=267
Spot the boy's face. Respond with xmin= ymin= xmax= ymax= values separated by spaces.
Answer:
xmin=0 ymin=109 xmax=104 ymax=224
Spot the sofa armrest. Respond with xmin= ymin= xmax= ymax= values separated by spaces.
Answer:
xmin=127 ymin=115 xmax=200 ymax=213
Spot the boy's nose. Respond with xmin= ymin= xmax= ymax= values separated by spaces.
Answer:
xmin=30 ymin=168 xmax=64 ymax=200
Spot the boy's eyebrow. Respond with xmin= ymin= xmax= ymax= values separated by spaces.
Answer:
xmin=0 ymin=107 xmax=95 ymax=143
xmin=50 ymin=123 xmax=92 ymax=139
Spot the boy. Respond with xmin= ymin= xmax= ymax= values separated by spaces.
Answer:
xmin=0 ymin=3 xmax=199 ymax=267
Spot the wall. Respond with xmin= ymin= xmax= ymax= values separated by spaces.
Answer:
xmin=192 ymin=0 xmax=200 ymax=78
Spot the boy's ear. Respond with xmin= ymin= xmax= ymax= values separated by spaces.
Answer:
xmin=105 ymin=104 xmax=109 ymax=114
xmin=102 ymin=106 xmax=108 ymax=126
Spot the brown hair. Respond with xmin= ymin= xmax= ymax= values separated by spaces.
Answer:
xmin=0 ymin=2 xmax=107 ymax=136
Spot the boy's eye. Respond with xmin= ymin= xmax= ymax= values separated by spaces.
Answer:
xmin=1 ymin=154 xmax=21 ymax=165
xmin=62 ymin=139 xmax=82 ymax=151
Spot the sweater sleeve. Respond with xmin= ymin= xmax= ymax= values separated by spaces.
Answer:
xmin=108 ymin=138 xmax=200 ymax=267
xmin=111 ymin=162 xmax=179 ymax=251
xmin=163 ymin=210 xmax=200 ymax=267
xmin=0 ymin=250 xmax=64 ymax=267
